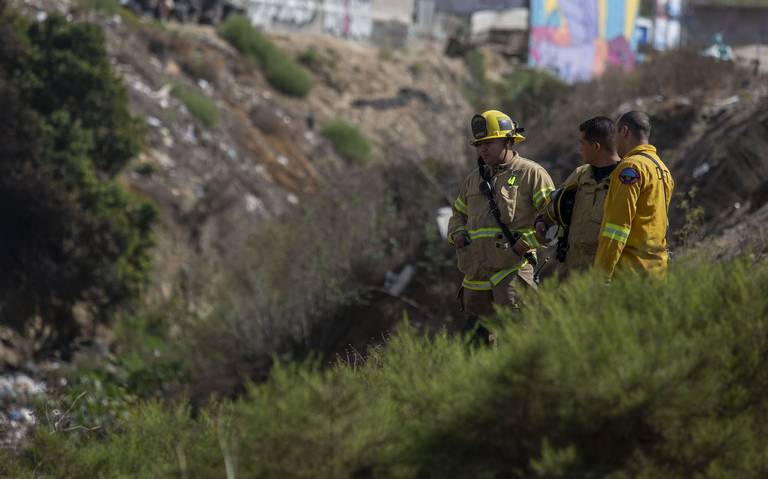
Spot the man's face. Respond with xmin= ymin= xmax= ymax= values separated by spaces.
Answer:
xmin=477 ymin=137 xmax=508 ymax=166
xmin=579 ymin=132 xmax=600 ymax=166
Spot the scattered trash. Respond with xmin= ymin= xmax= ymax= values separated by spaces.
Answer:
xmin=693 ymin=162 xmax=711 ymax=179
xmin=435 ymin=206 xmax=453 ymax=240
xmin=702 ymin=33 xmax=735 ymax=62
xmin=245 ymin=194 xmax=265 ymax=213
xmin=715 ymin=96 xmax=740 ymax=107
xmin=384 ymin=264 xmax=416 ymax=296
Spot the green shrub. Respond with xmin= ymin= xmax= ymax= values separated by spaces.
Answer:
xmin=263 ymin=54 xmax=314 ymax=98
xmin=8 ymin=258 xmax=768 ymax=478
xmin=321 ymin=119 xmax=372 ymax=163
xmin=496 ymin=68 xmax=568 ymax=123
xmin=78 ymin=0 xmax=121 ymax=15
xmin=298 ymin=46 xmax=322 ymax=69
xmin=171 ymin=83 xmax=219 ymax=128
xmin=0 ymin=9 xmax=155 ymax=347
xmin=463 ymin=48 xmax=490 ymax=109
xmin=217 ymin=14 xmax=313 ymax=97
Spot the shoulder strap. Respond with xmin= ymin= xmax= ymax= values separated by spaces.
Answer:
xmin=636 ymin=151 xmax=671 ymax=241
xmin=476 ymin=158 xmax=537 ymax=266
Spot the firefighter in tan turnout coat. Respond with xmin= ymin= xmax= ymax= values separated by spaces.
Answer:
xmin=448 ymin=110 xmax=554 ymax=335
xmin=535 ymin=117 xmax=621 ymax=276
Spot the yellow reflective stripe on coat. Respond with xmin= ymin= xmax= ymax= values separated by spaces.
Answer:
xmin=490 ymin=261 xmax=527 ymax=285
xmin=521 ymin=229 xmax=540 ymax=249
xmin=467 ymin=227 xmax=535 ymax=242
xmin=463 ymin=261 xmax=528 ymax=291
xmin=602 ymin=222 xmax=631 ymax=244
xmin=468 ymin=227 xmax=503 ymax=240
xmin=453 ymin=197 xmax=468 ymax=216
xmin=533 ymin=187 xmax=555 ymax=207
xmin=462 ymin=278 xmax=493 ymax=291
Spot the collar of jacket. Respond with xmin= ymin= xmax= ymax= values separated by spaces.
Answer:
xmin=624 ymin=144 xmax=658 ymax=159
xmin=490 ymin=151 xmax=520 ymax=174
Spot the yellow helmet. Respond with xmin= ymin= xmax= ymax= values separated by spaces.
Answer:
xmin=470 ymin=109 xmax=526 ymax=146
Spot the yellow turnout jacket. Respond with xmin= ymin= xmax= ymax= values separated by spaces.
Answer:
xmin=595 ymin=144 xmax=674 ymax=279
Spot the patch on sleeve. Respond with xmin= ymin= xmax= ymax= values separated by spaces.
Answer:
xmin=618 ymin=167 xmax=641 ymax=185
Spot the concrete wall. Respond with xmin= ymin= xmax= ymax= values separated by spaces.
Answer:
xmin=241 ymin=0 xmax=420 ymax=44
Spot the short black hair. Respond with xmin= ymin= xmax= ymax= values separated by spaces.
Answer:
xmin=579 ymin=116 xmax=616 ymax=152
xmin=617 ymin=111 xmax=652 ymax=139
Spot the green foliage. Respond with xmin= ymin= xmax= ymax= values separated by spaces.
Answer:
xmin=78 ymin=0 xmax=122 ymax=16
xmin=460 ymin=47 xmax=567 ymax=121
xmin=496 ymin=68 xmax=569 ymax=123
xmin=171 ymin=83 xmax=219 ymax=128
xmin=463 ymin=48 xmax=490 ymax=109
xmin=0 ymin=10 xmax=155 ymax=346
xmin=321 ymin=119 xmax=372 ymax=163
xmin=217 ymin=14 xmax=313 ymax=97
xmin=675 ymin=187 xmax=705 ymax=247
xmin=7 ymin=258 xmax=768 ymax=478
xmin=298 ymin=46 xmax=322 ymax=69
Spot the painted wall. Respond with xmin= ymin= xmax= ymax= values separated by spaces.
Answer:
xmin=528 ymin=0 xmax=641 ymax=83
xmin=243 ymin=0 xmax=374 ymax=39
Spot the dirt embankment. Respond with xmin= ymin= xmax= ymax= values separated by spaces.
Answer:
xmin=61 ymin=12 xmax=474 ymax=302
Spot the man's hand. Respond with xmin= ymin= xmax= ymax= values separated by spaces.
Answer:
xmin=512 ymin=238 xmax=530 ymax=257
xmin=454 ymin=234 xmax=470 ymax=249
xmin=534 ymin=219 xmax=549 ymax=244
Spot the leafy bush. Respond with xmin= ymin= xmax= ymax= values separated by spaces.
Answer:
xmin=171 ymin=83 xmax=219 ymax=128
xmin=78 ymin=0 xmax=122 ymax=15
xmin=321 ymin=119 xmax=372 ymax=163
xmin=217 ymin=14 xmax=313 ymax=97
xmin=0 ymin=9 xmax=155 ymax=348
xmin=496 ymin=68 xmax=568 ymax=124
xmin=298 ymin=46 xmax=322 ymax=69
xmin=7 ymin=257 xmax=768 ymax=478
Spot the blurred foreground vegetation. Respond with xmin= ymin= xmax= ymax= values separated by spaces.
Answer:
xmin=5 ymin=257 xmax=768 ymax=478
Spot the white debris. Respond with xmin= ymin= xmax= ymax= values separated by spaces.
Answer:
xmin=151 ymin=149 xmax=175 ymax=169
xmin=160 ymin=127 xmax=174 ymax=147
xmin=35 ymin=11 xmax=47 ymax=22
xmin=384 ymin=264 xmax=416 ymax=296
xmin=182 ymin=124 xmax=198 ymax=144
xmin=435 ymin=206 xmax=453 ymax=240
xmin=693 ymin=162 xmax=711 ymax=179
xmin=716 ymin=95 xmax=740 ymax=107
xmin=0 ymin=374 xmax=46 ymax=402
xmin=245 ymin=194 xmax=264 ymax=213
xmin=147 ymin=116 xmax=162 ymax=128
xmin=277 ymin=155 xmax=290 ymax=167
xmin=287 ymin=193 xmax=299 ymax=205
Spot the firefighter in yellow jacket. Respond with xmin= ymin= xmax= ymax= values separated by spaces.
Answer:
xmin=536 ymin=117 xmax=621 ymax=276
xmin=448 ymin=110 xmax=554 ymax=332
xmin=595 ymin=111 xmax=674 ymax=279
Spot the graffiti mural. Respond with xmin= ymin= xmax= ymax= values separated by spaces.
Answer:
xmin=248 ymin=0 xmax=319 ymax=28
xmin=244 ymin=0 xmax=373 ymax=39
xmin=529 ymin=0 xmax=640 ymax=83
